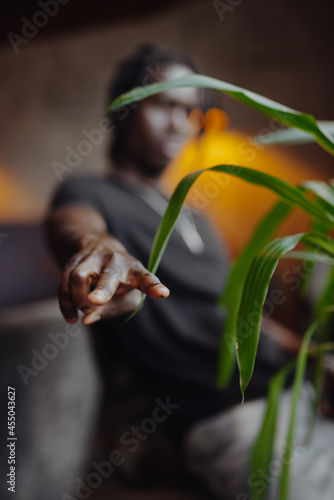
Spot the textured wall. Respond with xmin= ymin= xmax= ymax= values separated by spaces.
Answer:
xmin=0 ymin=0 xmax=333 ymax=221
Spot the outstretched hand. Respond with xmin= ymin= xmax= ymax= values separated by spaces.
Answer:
xmin=58 ymin=232 xmax=169 ymax=325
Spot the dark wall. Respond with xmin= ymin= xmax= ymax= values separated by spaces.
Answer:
xmin=0 ymin=0 xmax=333 ymax=224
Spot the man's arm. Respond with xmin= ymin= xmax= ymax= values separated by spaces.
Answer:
xmin=45 ymin=203 xmax=169 ymax=325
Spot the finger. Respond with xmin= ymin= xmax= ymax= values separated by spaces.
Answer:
xmin=83 ymin=289 xmax=142 ymax=325
xmin=88 ymin=270 xmax=122 ymax=304
xmin=58 ymin=253 xmax=88 ymax=323
xmin=81 ymin=304 xmax=105 ymax=325
xmin=128 ymin=264 xmax=170 ymax=298
xmin=69 ymin=255 xmax=102 ymax=314
xmin=88 ymin=253 xmax=128 ymax=305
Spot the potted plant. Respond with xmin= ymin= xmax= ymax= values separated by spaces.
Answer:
xmin=107 ymin=74 xmax=334 ymax=500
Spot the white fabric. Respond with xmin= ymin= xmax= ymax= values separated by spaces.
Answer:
xmin=184 ymin=384 xmax=334 ymax=500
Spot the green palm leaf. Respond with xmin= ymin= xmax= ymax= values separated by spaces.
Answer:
xmin=303 ymin=180 xmax=334 ymax=216
xmin=237 ymin=233 xmax=334 ymax=399
xmin=217 ymin=201 xmax=292 ymax=387
xmin=278 ymin=319 xmax=320 ymax=500
xmin=253 ymin=121 xmax=334 ymax=147
xmin=108 ymin=74 xmax=334 ymax=155
xmin=219 ymin=178 xmax=334 ymax=386
xmin=149 ymin=166 xmax=333 ymax=272
xmin=126 ymin=166 xmax=334 ymax=322
xmin=249 ymin=361 xmax=293 ymax=500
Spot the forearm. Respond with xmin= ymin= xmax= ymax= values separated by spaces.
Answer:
xmin=45 ymin=204 xmax=125 ymax=266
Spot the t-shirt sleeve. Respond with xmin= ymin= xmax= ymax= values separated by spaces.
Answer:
xmin=50 ymin=176 xmax=105 ymax=216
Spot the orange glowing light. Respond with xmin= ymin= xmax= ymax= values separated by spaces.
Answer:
xmin=162 ymin=109 xmax=328 ymax=256
xmin=0 ymin=168 xmax=37 ymax=222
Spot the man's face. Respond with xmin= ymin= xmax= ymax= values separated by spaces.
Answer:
xmin=126 ymin=63 xmax=201 ymax=177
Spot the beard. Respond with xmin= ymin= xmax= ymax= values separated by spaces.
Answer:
xmin=112 ymin=135 xmax=172 ymax=179
xmin=134 ymin=155 xmax=169 ymax=178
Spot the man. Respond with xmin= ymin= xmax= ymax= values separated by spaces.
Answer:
xmin=47 ymin=41 xmax=239 ymax=452
xmin=47 ymin=45 xmax=334 ymax=499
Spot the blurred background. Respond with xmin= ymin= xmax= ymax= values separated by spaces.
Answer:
xmin=0 ymin=0 xmax=333 ymax=498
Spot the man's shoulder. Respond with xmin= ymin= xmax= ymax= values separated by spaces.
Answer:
xmin=56 ymin=174 xmax=123 ymax=198
xmin=51 ymin=174 xmax=116 ymax=212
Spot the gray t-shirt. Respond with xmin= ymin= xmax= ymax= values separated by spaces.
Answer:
xmin=51 ymin=175 xmax=290 ymax=429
